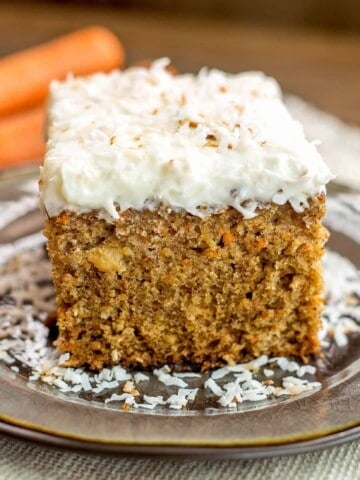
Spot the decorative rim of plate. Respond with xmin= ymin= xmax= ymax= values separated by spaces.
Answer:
xmin=0 ymin=167 xmax=359 ymax=458
xmin=1 ymin=418 xmax=360 ymax=459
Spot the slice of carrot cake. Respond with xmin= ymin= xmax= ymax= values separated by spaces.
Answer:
xmin=39 ymin=58 xmax=334 ymax=371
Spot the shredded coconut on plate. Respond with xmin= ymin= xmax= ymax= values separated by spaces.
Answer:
xmin=0 ymin=232 xmax=359 ymax=413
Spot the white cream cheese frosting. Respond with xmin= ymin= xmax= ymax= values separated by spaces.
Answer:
xmin=40 ymin=58 xmax=334 ymax=219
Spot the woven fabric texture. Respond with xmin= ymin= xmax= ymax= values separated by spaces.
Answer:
xmin=0 ymin=435 xmax=359 ymax=480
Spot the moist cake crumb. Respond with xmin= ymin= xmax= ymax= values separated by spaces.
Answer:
xmin=45 ymin=197 xmax=328 ymax=371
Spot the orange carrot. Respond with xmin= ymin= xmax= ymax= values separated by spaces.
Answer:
xmin=0 ymin=105 xmax=45 ymax=167
xmin=0 ymin=26 xmax=125 ymax=117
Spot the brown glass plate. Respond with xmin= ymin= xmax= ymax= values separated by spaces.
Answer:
xmin=0 ymin=167 xmax=359 ymax=459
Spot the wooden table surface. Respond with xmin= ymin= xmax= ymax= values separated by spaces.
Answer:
xmin=0 ymin=1 xmax=359 ymax=125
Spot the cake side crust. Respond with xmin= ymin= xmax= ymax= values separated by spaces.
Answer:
xmin=44 ymin=196 xmax=328 ymax=371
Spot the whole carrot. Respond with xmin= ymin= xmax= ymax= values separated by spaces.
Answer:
xmin=0 ymin=105 xmax=45 ymax=167
xmin=0 ymin=26 xmax=125 ymax=117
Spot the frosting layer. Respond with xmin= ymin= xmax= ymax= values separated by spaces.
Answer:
xmin=40 ymin=58 xmax=334 ymax=219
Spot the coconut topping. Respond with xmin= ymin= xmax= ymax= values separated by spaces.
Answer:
xmin=40 ymin=58 xmax=334 ymax=219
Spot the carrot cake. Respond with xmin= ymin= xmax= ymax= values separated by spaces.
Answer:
xmin=39 ymin=58 xmax=334 ymax=371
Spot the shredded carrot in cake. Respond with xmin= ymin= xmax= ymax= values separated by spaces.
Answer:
xmin=222 ymin=232 xmax=234 ymax=245
xmin=257 ymin=238 xmax=267 ymax=249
